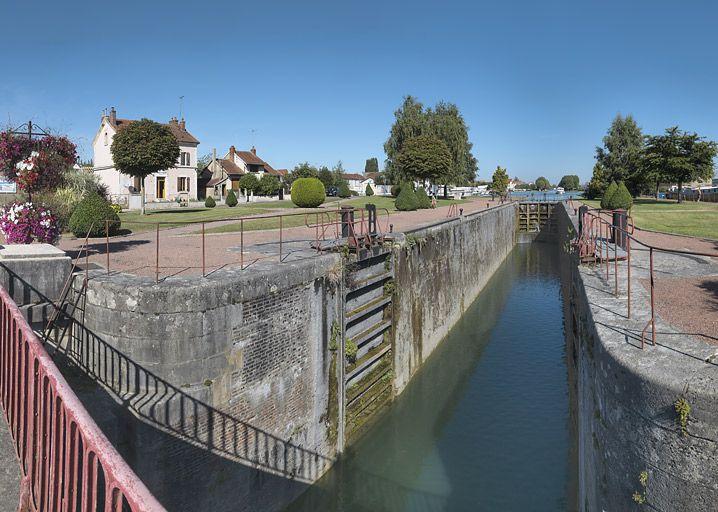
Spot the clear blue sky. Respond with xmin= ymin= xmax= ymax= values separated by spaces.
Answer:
xmin=2 ymin=0 xmax=717 ymax=183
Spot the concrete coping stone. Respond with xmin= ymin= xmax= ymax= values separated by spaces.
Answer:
xmin=0 ymin=243 xmax=68 ymax=260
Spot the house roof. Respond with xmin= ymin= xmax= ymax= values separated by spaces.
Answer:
xmin=207 ymin=176 xmax=227 ymax=187
xmin=235 ymin=151 xmax=265 ymax=166
xmin=217 ymin=158 xmax=243 ymax=176
xmin=342 ymin=173 xmax=366 ymax=181
xmin=111 ymin=118 xmax=200 ymax=145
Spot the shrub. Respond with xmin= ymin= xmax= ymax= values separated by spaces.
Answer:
xmin=365 ymin=184 xmax=374 ymax=196
xmin=345 ymin=339 xmax=358 ymax=364
xmin=600 ymin=181 xmax=618 ymax=210
xmin=395 ymin=184 xmax=419 ymax=211
xmin=238 ymin=173 xmax=259 ymax=193
xmin=338 ymin=181 xmax=351 ymax=198
xmin=110 ymin=203 xmax=122 ymax=214
xmin=291 ymin=177 xmax=326 ymax=207
xmin=258 ymin=174 xmax=281 ymax=196
xmin=607 ymin=181 xmax=633 ymax=210
xmin=415 ymin=187 xmax=431 ymax=209
xmin=68 ymin=192 xmax=120 ymax=238
xmin=225 ymin=189 xmax=238 ymax=207
xmin=390 ymin=184 xmax=401 ymax=197
xmin=205 ymin=196 xmax=216 ymax=208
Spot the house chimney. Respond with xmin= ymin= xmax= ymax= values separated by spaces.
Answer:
xmin=229 ymin=145 xmax=236 ymax=160
xmin=250 ymin=146 xmax=256 ymax=156
xmin=109 ymin=107 xmax=116 ymax=125
xmin=179 ymin=118 xmax=186 ymax=130
xmin=169 ymin=116 xmax=178 ymax=125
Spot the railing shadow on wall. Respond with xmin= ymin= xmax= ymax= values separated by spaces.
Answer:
xmin=44 ymin=290 xmax=334 ymax=488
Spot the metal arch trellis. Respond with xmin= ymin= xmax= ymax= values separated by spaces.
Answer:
xmin=7 ymin=120 xmax=52 ymax=140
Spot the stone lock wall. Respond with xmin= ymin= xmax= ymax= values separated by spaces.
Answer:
xmin=70 ymin=254 xmax=342 ymax=512
xmin=555 ymin=203 xmax=718 ymax=512
xmin=391 ymin=204 xmax=517 ymax=393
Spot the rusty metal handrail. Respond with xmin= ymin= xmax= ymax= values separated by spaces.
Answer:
xmin=576 ymin=205 xmax=718 ymax=348
xmin=0 ymin=286 xmax=165 ymax=512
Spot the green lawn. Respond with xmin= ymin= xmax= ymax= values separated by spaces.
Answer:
xmin=202 ymin=195 xmax=468 ymax=235
xmin=582 ymin=198 xmax=718 ymax=239
xmin=116 ymin=195 xmax=468 ymax=235
xmin=118 ymin=201 xmax=299 ymax=231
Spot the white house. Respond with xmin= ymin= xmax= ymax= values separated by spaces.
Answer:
xmin=92 ymin=107 xmax=200 ymax=205
xmin=342 ymin=173 xmax=376 ymax=195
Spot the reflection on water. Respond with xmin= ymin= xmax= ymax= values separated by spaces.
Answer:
xmin=287 ymin=243 xmax=577 ymax=512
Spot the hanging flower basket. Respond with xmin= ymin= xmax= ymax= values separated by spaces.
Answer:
xmin=0 ymin=202 xmax=60 ymax=244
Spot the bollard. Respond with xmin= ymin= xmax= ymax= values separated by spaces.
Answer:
xmin=340 ymin=206 xmax=355 ymax=238
xmin=612 ymin=210 xmax=628 ymax=249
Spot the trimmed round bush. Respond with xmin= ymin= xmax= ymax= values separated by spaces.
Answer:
xmin=415 ymin=187 xmax=431 ymax=209
xmin=291 ymin=177 xmax=326 ymax=207
xmin=391 ymin=184 xmax=401 ymax=197
xmin=600 ymin=181 xmax=618 ymax=210
xmin=205 ymin=196 xmax=216 ymax=208
xmin=608 ymin=181 xmax=633 ymax=210
xmin=338 ymin=181 xmax=351 ymax=198
xmin=395 ymin=184 xmax=419 ymax=211
xmin=365 ymin=184 xmax=374 ymax=196
xmin=225 ymin=189 xmax=238 ymax=207
xmin=68 ymin=192 xmax=121 ymax=238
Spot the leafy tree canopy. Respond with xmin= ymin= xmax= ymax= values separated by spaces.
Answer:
xmin=535 ymin=176 xmax=551 ymax=190
xmin=491 ymin=166 xmax=510 ymax=197
xmin=641 ymin=127 xmax=717 ymax=203
xmin=238 ymin=173 xmax=259 ymax=192
xmin=396 ymin=135 xmax=452 ymax=184
xmin=595 ymin=114 xmax=644 ymax=193
xmin=110 ymin=119 xmax=180 ymax=214
xmin=558 ymin=174 xmax=580 ymax=190
xmin=317 ymin=166 xmax=334 ymax=189
xmin=384 ymin=96 xmax=477 ymax=187
xmin=364 ymin=157 xmax=379 ymax=174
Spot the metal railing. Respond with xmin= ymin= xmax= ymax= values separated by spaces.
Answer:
xmin=575 ymin=206 xmax=718 ymax=348
xmin=84 ymin=205 xmax=391 ymax=282
xmin=0 ymin=286 xmax=165 ymax=511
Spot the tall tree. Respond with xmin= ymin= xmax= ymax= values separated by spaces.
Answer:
xmin=595 ymin=114 xmax=644 ymax=194
xmin=491 ymin=166 xmax=510 ymax=198
xmin=111 ymin=119 xmax=180 ymax=214
xmin=427 ymin=102 xmax=478 ymax=195
xmin=535 ymin=176 xmax=550 ymax=190
xmin=364 ymin=157 xmax=379 ymax=175
xmin=396 ymin=135 xmax=452 ymax=185
xmin=558 ymin=174 xmax=580 ymax=190
xmin=585 ymin=163 xmax=608 ymax=199
xmin=642 ymin=127 xmax=717 ymax=203
xmin=317 ymin=166 xmax=334 ymax=189
xmin=384 ymin=96 xmax=427 ymax=183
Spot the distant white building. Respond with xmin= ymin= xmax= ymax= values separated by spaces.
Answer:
xmin=342 ymin=173 xmax=375 ymax=195
xmin=92 ymin=107 xmax=200 ymax=204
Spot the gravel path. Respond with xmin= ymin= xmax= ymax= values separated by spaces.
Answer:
xmin=57 ymin=198 xmax=504 ymax=278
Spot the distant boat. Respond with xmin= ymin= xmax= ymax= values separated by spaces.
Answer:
xmin=556 ymin=187 xmax=565 ymax=194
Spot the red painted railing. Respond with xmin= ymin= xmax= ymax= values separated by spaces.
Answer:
xmin=0 ymin=286 xmax=165 ymax=512
xmin=575 ymin=206 xmax=718 ymax=348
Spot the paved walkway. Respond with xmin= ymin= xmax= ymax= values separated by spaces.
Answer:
xmin=57 ymin=198 xmax=505 ymax=279
xmin=0 ymin=420 xmax=20 ymax=512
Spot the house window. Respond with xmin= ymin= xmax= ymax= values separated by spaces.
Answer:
xmin=177 ymin=177 xmax=189 ymax=192
xmin=104 ymin=132 xmax=108 ymax=146
xmin=180 ymin=152 xmax=191 ymax=166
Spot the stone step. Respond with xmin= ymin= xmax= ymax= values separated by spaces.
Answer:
xmin=346 ymin=343 xmax=391 ymax=383
xmin=345 ymin=295 xmax=392 ymax=324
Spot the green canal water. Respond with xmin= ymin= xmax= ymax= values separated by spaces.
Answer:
xmin=288 ymin=242 xmax=577 ymax=512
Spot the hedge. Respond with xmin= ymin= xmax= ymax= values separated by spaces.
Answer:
xmin=338 ymin=181 xmax=351 ymax=198
xmin=391 ymin=184 xmax=401 ymax=197
xmin=68 ymin=192 xmax=121 ymax=237
xmin=607 ymin=182 xmax=633 ymax=210
xmin=395 ymin=184 xmax=418 ymax=211
xmin=415 ymin=187 xmax=431 ymax=209
xmin=365 ymin=184 xmax=374 ymax=196
xmin=205 ymin=196 xmax=216 ymax=208
xmin=291 ymin=177 xmax=326 ymax=207
xmin=600 ymin=181 xmax=618 ymax=210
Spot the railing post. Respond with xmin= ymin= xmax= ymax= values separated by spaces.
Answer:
xmin=649 ymin=247 xmax=656 ymax=345
xmin=155 ymin=223 xmax=159 ymax=283
xmin=201 ymin=222 xmax=206 ymax=277
xmin=105 ymin=220 xmax=110 ymax=275
xmin=627 ymin=235 xmax=632 ymax=319
xmin=240 ymin=218 xmax=244 ymax=270
xmin=279 ymin=215 xmax=283 ymax=263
